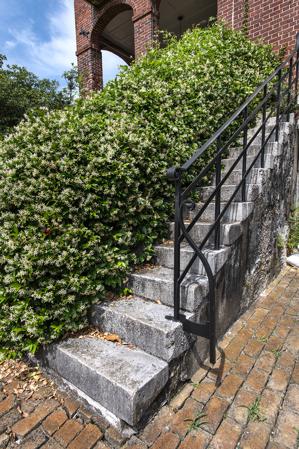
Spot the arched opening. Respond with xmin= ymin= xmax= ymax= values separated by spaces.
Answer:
xmin=158 ymin=0 xmax=217 ymax=37
xmin=89 ymin=3 xmax=134 ymax=86
xmin=101 ymin=8 xmax=135 ymax=64
xmin=102 ymin=50 xmax=128 ymax=85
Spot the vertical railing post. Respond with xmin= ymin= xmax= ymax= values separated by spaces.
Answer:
xmin=287 ymin=57 xmax=293 ymax=121
xmin=261 ymin=84 xmax=267 ymax=168
xmin=275 ymin=69 xmax=282 ymax=142
xmin=173 ymin=173 xmax=181 ymax=321
xmin=214 ymin=137 xmax=222 ymax=250
xmin=209 ymin=283 xmax=216 ymax=364
xmin=242 ymin=105 xmax=248 ymax=202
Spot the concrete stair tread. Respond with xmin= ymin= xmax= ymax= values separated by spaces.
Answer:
xmin=169 ymin=220 xmax=243 ymax=245
xmin=228 ymin=142 xmax=281 ymax=159
xmin=156 ymin=242 xmax=230 ymax=254
xmin=201 ymin=183 xmax=261 ymax=189
xmin=212 ymin=167 xmax=271 ymax=186
xmin=91 ymin=297 xmax=193 ymax=361
xmin=248 ymin=120 xmax=290 ymax=136
xmin=132 ymin=265 xmax=175 ymax=282
xmin=43 ymin=337 xmax=169 ymax=426
xmin=188 ymin=201 xmax=254 ymax=222
xmin=129 ymin=266 xmax=209 ymax=312
xmin=222 ymin=153 xmax=274 ymax=171
xmin=155 ymin=244 xmax=231 ymax=276
xmin=199 ymin=183 xmax=263 ymax=202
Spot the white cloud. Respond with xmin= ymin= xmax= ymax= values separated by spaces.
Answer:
xmin=4 ymin=40 xmax=17 ymax=50
xmin=6 ymin=0 xmax=76 ymax=79
xmin=4 ymin=0 xmax=126 ymax=85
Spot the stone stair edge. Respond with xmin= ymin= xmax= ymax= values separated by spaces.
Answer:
xmin=39 ymin=336 xmax=169 ymax=426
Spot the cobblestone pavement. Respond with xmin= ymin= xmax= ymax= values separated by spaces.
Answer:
xmin=0 ymin=266 xmax=299 ymax=449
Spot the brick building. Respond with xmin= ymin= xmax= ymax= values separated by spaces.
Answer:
xmin=74 ymin=0 xmax=298 ymax=91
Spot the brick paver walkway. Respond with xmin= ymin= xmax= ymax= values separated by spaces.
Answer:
xmin=0 ymin=266 xmax=299 ymax=449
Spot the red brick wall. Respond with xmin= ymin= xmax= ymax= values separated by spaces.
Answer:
xmin=217 ymin=0 xmax=298 ymax=53
xmin=75 ymin=0 xmax=298 ymax=91
xmin=74 ymin=0 xmax=156 ymax=90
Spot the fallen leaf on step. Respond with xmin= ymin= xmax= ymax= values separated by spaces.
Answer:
xmin=103 ymin=333 xmax=121 ymax=343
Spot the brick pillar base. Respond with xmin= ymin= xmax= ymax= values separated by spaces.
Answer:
xmin=77 ymin=46 xmax=103 ymax=93
xmin=133 ymin=10 xmax=158 ymax=58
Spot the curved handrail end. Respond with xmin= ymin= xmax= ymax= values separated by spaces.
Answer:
xmin=167 ymin=167 xmax=182 ymax=181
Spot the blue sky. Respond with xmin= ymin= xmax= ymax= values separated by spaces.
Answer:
xmin=0 ymin=0 xmax=124 ymax=87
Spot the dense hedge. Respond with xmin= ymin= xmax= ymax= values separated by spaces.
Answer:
xmin=0 ymin=23 xmax=278 ymax=358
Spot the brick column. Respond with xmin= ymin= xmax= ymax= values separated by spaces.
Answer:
xmin=77 ymin=46 xmax=103 ymax=93
xmin=133 ymin=10 xmax=159 ymax=57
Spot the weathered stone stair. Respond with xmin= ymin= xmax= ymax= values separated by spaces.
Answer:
xmin=39 ymin=116 xmax=296 ymax=430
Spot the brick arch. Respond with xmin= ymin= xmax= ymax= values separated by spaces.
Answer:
xmin=75 ymin=0 xmax=157 ymax=92
xmin=91 ymin=1 xmax=135 ymax=44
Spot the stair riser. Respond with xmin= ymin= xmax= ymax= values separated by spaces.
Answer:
xmin=212 ymin=168 xmax=271 ymax=186
xmin=248 ymin=122 xmax=288 ymax=137
xmin=169 ymin=222 xmax=242 ymax=246
xmin=247 ymin=121 xmax=286 ymax=133
xmin=155 ymin=246 xmax=230 ymax=276
xmin=188 ymin=202 xmax=253 ymax=223
xmin=169 ymin=222 xmax=214 ymax=245
xmin=222 ymin=154 xmax=274 ymax=171
xmin=129 ymin=274 xmax=208 ymax=312
xmin=247 ymin=125 xmax=289 ymax=145
xmin=90 ymin=301 xmax=193 ymax=362
xmin=200 ymin=184 xmax=262 ymax=203
xmin=229 ymin=142 xmax=281 ymax=159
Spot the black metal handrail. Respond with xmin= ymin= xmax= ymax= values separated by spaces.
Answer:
xmin=167 ymin=33 xmax=299 ymax=364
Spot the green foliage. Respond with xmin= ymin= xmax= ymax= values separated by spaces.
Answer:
xmin=0 ymin=56 xmax=79 ymax=136
xmin=186 ymin=411 xmax=207 ymax=432
xmin=61 ymin=63 xmax=81 ymax=106
xmin=0 ymin=23 xmax=278 ymax=358
xmin=246 ymin=397 xmax=266 ymax=422
xmin=276 ymin=233 xmax=286 ymax=250
xmin=288 ymin=208 xmax=299 ymax=253
xmin=271 ymin=348 xmax=282 ymax=361
xmin=257 ymin=335 xmax=268 ymax=344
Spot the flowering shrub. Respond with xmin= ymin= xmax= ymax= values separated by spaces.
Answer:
xmin=0 ymin=23 xmax=278 ymax=358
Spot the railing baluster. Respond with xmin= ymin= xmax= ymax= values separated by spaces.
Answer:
xmin=173 ymin=175 xmax=181 ymax=321
xmin=167 ymin=37 xmax=298 ymax=365
xmin=287 ymin=57 xmax=293 ymax=121
xmin=261 ymin=85 xmax=267 ymax=168
xmin=242 ymin=106 xmax=248 ymax=202
xmin=214 ymin=137 xmax=222 ymax=250
xmin=275 ymin=69 xmax=282 ymax=142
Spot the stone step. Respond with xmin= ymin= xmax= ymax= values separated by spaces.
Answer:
xmin=42 ymin=337 xmax=169 ymax=426
xmin=247 ymin=122 xmax=289 ymax=145
xmin=154 ymin=244 xmax=231 ymax=276
xmin=90 ymin=297 xmax=193 ymax=362
xmin=227 ymin=121 xmax=285 ymax=150
xmin=188 ymin=201 xmax=254 ymax=222
xmin=222 ymin=153 xmax=274 ymax=171
xmin=228 ymin=142 xmax=282 ymax=159
xmin=129 ymin=266 xmax=208 ymax=312
xmin=212 ymin=168 xmax=271 ymax=186
xmin=168 ymin=221 xmax=243 ymax=246
xmin=200 ymin=183 xmax=263 ymax=202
